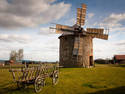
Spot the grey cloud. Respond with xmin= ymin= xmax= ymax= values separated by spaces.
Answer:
xmin=0 ymin=0 xmax=71 ymax=29
xmin=116 ymin=42 xmax=125 ymax=46
xmin=92 ymin=13 xmax=125 ymax=33
xmin=114 ymin=40 xmax=125 ymax=46
xmin=39 ymin=27 xmax=57 ymax=35
xmin=0 ymin=34 xmax=31 ymax=43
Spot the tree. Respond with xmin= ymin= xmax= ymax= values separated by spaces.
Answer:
xmin=18 ymin=49 xmax=23 ymax=61
xmin=9 ymin=50 xmax=17 ymax=63
xmin=9 ymin=49 xmax=24 ymax=63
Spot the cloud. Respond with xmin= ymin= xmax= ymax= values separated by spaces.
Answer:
xmin=95 ymin=13 xmax=125 ymax=31
xmin=20 ymin=35 xmax=59 ymax=61
xmin=0 ymin=34 xmax=31 ymax=43
xmin=115 ymin=40 xmax=125 ymax=46
xmin=93 ymin=38 xmax=125 ymax=59
xmin=68 ymin=18 xmax=76 ymax=25
xmin=91 ymin=13 xmax=125 ymax=59
xmin=0 ymin=35 xmax=59 ymax=61
xmin=88 ymin=13 xmax=94 ymax=19
xmin=103 ymin=13 xmax=125 ymax=25
xmin=0 ymin=0 xmax=71 ymax=29
xmin=39 ymin=27 xmax=55 ymax=35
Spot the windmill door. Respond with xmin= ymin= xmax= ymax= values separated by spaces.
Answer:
xmin=89 ymin=56 xmax=93 ymax=66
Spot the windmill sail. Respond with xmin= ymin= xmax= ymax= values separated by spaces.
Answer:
xmin=86 ymin=28 xmax=104 ymax=34
xmin=77 ymin=4 xmax=87 ymax=26
xmin=86 ymin=28 xmax=108 ymax=40
xmin=56 ymin=24 xmax=74 ymax=34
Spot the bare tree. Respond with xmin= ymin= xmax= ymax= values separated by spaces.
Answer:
xmin=18 ymin=49 xmax=23 ymax=61
xmin=9 ymin=50 xmax=17 ymax=63
xmin=9 ymin=49 xmax=24 ymax=63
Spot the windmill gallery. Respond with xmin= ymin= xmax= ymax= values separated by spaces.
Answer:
xmin=51 ymin=4 xmax=109 ymax=68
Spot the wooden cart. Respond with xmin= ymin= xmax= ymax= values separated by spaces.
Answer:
xmin=9 ymin=63 xmax=59 ymax=92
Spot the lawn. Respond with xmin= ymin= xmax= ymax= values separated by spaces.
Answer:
xmin=0 ymin=64 xmax=125 ymax=94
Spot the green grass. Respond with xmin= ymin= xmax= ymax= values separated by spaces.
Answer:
xmin=0 ymin=64 xmax=125 ymax=94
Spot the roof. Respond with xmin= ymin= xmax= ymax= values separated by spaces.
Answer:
xmin=114 ymin=55 xmax=125 ymax=60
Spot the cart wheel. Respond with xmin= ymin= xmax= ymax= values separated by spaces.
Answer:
xmin=34 ymin=76 xmax=44 ymax=93
xmin=52 ymin=71 xmax=58 ymax=85
xmin=17 ymin=77 xmax=26 ymax=89
xmin=17 ymin=81 xmax=26 ymax=89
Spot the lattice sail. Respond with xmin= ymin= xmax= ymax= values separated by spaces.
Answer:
xmin=56 ymin=24 xmax=74 ymax=34
xmin=86 ymin=28 xmax=104 ymax=34
xmin=77 ymin=4 xmax=87 ymax=26
xmin=86 ymin=28 xmax=108 ymax=40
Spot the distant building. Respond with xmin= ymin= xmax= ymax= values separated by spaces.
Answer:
xmin=0 ymin=61 xmax=5 ymax=66
xmin=113 ymin=55 xmax=125 ymax=64
xmin=5 ymin=60 xmax=22 ymax=65
xmin=4 ymin=60 xmax=10 ymax=65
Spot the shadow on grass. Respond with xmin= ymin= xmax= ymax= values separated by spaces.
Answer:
xmin=82 ymin=83 xmax=107 ymax=89
xmin=88 ymin=86 xmax=125 ymax=94
xmin=0 ymin=80 xmax=52 ymax=94
xmin=116 ymin=64 xmax=125 ymax=68
xmin=0 ymin=85 xmax=35 ymax=94
xmin=109 ymin=64 xmax=125 ymax=68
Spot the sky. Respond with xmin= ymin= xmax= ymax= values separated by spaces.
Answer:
xmin=0 ymin=0 xmax=125 ymax=61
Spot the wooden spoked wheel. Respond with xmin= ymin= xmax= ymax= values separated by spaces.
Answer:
xmin=17 ymin=77 xmax=26 ymax=89
xmin=17 ymin=81 xmax=26 ymax=89
xmin=52 ymin=71 xmax=59 ymax=85
xmin=34 ymin=76 xmax=44 ymax=93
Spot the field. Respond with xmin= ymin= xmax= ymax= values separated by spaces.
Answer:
xmin=0 ymin=64 xmax=125 ymax=94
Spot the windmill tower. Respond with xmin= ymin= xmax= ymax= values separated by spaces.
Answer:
xmin=51 ymin=4 xmax=109 ymax=68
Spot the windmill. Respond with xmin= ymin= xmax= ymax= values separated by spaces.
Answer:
xmin=50 ymin=4 xmax=109 ymax=68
